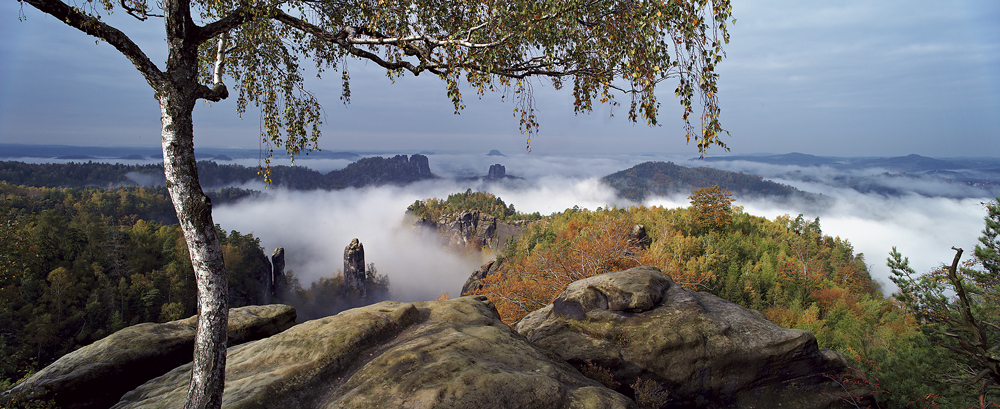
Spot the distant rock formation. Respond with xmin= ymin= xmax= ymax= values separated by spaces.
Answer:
xmin=3 ymin=305 xmax=296 ymax=409
xmin=344 ymin=238 xmax=366 ymax=298
xmin=327 ymin=154 xmax=435 ymax=188
xmin=414 ymin=210 xmax=535 ymax=253
xmin=409 ymin=153 xmax=432 ymax=177
xmin=516 ymin=267 xmax=873 ymax=408
xmin=271 ymin=247 xmax=285 ymax=301
xmin=487 ymin=149 xmax=505 ymax=156
xmin=487 ymin=163 xmax=506 ymax=179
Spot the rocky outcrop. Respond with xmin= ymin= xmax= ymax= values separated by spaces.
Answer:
xmin=409 ymin=153 xmax=432 ymax=177
xmin=327 ymin=154 xmax=436 ymax=188
xmin=629 ymin=224 xmax=650 ymax=250
xmin=5 ymin=304 xmax=296 ymax=409
xmin=416 ymin=210 xmax=535 ymax=252
xmin=461 ymin=259 xmax=503 ymax=295
xmin=344 ymin=238 xmax=366 ymax=297
xmin=271 ymin=247 xmax=285 ymax=300
xmin=516 ymin=267 xmax=872 ymax=409
xmin=112 ymin=296 xmax=637 ymax=409
xmin=11 ymin=268 xmax=875 ymax=409
xmin=487 ymin=163 xmax=506 ymax=179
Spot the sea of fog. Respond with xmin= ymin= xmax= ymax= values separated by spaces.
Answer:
xmin=14 ymin=151 xmax=991 ymax=300
xmin=204 ymin=152 xmax=992 ymax=301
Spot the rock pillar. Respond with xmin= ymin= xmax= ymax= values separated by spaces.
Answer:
xmin=344 ymin=239 xmax=366 ymax=298
xmin=271 ymin=247 xmax=285 ymax=301
xmin=487 ymin=164 xmax=506 ymax=179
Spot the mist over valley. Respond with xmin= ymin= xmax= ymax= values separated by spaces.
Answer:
xmin=3 ymin=146 xmax=996 ymax=296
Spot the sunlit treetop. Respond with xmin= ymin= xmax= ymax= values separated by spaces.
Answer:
xmin=22 ymin=0 xmax=732 ymax=159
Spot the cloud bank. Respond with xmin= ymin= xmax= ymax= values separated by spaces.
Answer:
xmin=211 ymin=152 xmax=994 ymax=298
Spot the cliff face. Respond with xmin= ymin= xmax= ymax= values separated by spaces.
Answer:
xmin=328 ymin=154 xmax=435 ymax=188
xmin=7 ymin=268 xmax=870 ymax=409
xmin=412 ymin=209 xmax=535 ymax=253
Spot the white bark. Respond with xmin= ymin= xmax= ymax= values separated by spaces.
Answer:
xmin=159 ymin=92 xmax=229 ymax=409
xmin=213 ymin=32 xmax=228 ymax=86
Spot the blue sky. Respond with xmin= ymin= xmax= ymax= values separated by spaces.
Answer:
xmin=1 ymin=0 xmax=998 ymax=157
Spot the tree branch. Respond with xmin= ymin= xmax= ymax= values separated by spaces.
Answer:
xmin=213 ymin=31 xmax=229 ymax=86
xmin=198 ymin=2 xmax=253 ymax=43
xmin=19 ymin=0 xmax=165 ymax=88
xmin=271 ymin=11 xmax=435 ymax=76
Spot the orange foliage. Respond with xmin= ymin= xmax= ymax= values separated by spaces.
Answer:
xmin=689 ymin=185 xmax=734 ymax=231
xmin=475 ymin=215 xmax=641 ymax=323
xmin=811 ymin=287 xmax=857 ymax=310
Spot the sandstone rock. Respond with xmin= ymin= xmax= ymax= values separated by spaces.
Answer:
xmin=629 ymin=224 xmax=650 ymax=250
xmin=410 ymin=154 xmax=432 ymax=177
xmin=461 ymin=259 xmax=502 ymax=295
xmin=416 ymin=210 xmax=534 ymax=253
xmin=344 ymin=238 xmax=366 ymax=297
xmin=113 ymin=296 xmax=637 ymax=409
xmin=5 ymin=304 xmax=296 ymax=409
xmin=487 ymin=163 xmax=506 ymax=179
xmin=271 ymin=247 xmax=285 ymax=300
xmin=516 ymin=267 xmax=872 ymax=409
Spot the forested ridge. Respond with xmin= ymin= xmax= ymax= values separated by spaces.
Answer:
xmin=602 ymin=161 xmax=811 ymax=202
xmin=407 ymin=190 xmax=544 ymax=222
xmin=0 ymin=155 xmax=434 ymax=191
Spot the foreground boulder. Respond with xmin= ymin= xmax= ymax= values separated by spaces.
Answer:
xmin=5 ymin=304 xmax=296 ymax=409
xmin=516 ymin=267 xmax=872 ymax=409
xmin=113 ymin=296 xmax=637 ymax=409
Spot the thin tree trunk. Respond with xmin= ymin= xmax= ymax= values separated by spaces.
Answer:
xmin=159 ymin=91 xmax=229 ymax=409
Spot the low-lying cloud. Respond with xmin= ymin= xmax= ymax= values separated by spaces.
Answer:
xmin=209 ymin=152 xmax=993 ymax=299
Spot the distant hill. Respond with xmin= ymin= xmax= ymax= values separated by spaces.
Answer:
xmin=602 ymin=161 xmax=807 ymax=202
xmin=0 ymin=154 xmax=435 ymax=191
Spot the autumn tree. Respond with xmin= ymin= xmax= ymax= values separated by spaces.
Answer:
xmin=477 ymin=211 xmax=642 ymax=322
xmin=689 ymin=185 xmax=734 ymax=231
xmin=16 ymin=0 xmax=733 ymax=406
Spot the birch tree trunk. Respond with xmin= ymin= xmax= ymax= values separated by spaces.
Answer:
xmin=157 ymin=0 xmax=231 ymax=404
xmin=159 ymin=90 xmax=229 ymax=409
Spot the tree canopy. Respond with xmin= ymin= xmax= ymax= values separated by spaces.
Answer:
xmin=22 ymin=0 xmax=732 ymax=159
xmin=16 ymin=0 xmax=734 ymax=406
